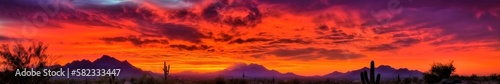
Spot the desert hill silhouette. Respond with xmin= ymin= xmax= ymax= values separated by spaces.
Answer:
xmin=61 ymin=55 xmax=423 ymax=79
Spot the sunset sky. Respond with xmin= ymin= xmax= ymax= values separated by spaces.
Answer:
xmin=0 ymin=0 xmax=499 ymax=76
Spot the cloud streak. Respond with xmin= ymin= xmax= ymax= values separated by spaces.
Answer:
xmin=99 ymin=35 xmax=169 ymax=46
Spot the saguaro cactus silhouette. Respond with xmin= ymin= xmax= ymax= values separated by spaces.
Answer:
xmin=163 ymin=61 xmax=170 ymax=84
xmin=242 ymin=72 xmax=246 ymax=79
xmin=360 ymin=61 xmax=381 ymax=84
xmin=109 ymin=75 xmax=115 ymax=84
xmin=272 ymin=76 xmax=275 ymax=84
xmin=397 ymin=74 xmax=401 ymax=83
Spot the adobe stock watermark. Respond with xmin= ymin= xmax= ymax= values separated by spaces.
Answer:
xmin=1 ymin=0 xmax=60 ymax=72
xmin=5 ymin=0 xmax=60 ymax=43
xmin=340 ymin=0 xmax=404 ymax=63
xmin=370 ymin=0 xmax=404 ymax=34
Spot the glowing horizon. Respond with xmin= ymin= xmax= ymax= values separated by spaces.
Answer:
xmin=0 ymin=0 xmax=499 ymax=76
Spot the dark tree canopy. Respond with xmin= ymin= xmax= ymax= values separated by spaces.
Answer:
xmin=0 ymin=42 xmax=53 ymax=84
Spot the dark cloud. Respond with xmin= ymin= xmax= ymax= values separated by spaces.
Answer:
xmin=0 ymin=0 xmax=138 ymax=28
xmin=256 ymin=0 xmax=335 ymax=12
xmin=0 ymin=0 xmax=50 ymax=19
xmin=71 ymin=0 xmax=130 ymax=6
xmin=212 ymin=33 xmax=234 ymax=42
xmin=268 ymin=48 xmax=316 ymax=57
xmin=3 ymin=0 xmax=499 ymax=51
xmin=317 ymin=26 xmax=358 ymax=43
xmin=392 ymin=33 xmax=410 ymax=38
xmin=112 ymin=6 xmax=207 ymax=43
xmin=66 ymin=2 xmax=197 ymax=42
xmin=0 ymin=35 xmax=13 ymax=41
xmin=372 ymin=26 xmax=407 ymax=34
xmin=318 ymin=25 xmax=329 ymax=31
xmin=389 ymin=7 xmax=500 ymax=46
xmin=0 ymin=0 xmax=246 ymax=44
xmin=256 ymin=0 xmax=394 ymax=13
xmin=257 ymin=0 xmax=500 ymax=50
xmin=365 ymin=38 xmax=421 ymax=51
xmin=269 ymin=39 xmax=312 ymax=44
xmin=0 ymin=0 xmax=194 ymax=33
xmin=99 ymin=35 xmax=169 ymax=46
xmin=314 ymin=24 xmax=330 ymax=35
xmin=222 ymin=3 xmax=262 ymax=27
xmin=228 ymin=38 xmax=273 ymax=44
xmin=434 ymin=44 xmax=497 ymax=52
xmin=168 ymin=9 xmax=199 ymax=21
xmin=0 ymin=0 xmax=189 ymax=32
xmin=402 ymin=0 xmax=500 ymax=10
xmin=201 ymin=0 xmax=263 ymax=27
xmin=169 ymin=44 xmax=212 ymax=51
xmin=316 ymin=49 xmax=365 ymax=60
xmin=357 ymin=1 xmax=500 ymax=50
xmin=140 ymin=23 xmax=206 ymax=43
xmin=147 ymin=0 xmax=203 ymax=9
xmin=257 ymin=0 xmax=500 ymax=13
xmin=0 ymin=0 xmax=73 ymax=28
xmin=201 ymin=0 xmax=226 ymax=22
xmin=365 ymin=44 xmax=400 ymax=51
xmin=393 ymin=38 xmax=421 ymax=47
xmin=241 ymin=49 xmax=267 ymax=54
xmin=263 ymin=47 xmax=365 ymax=61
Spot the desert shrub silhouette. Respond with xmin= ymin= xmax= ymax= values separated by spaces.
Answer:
xmin=0 ymin=42 xmax=56 ymax=84
xmin=137 ymin=74 xmax=160 ymax=84
xmin=360 ymin=60 xmax=381 ymax=84
xmin=215 ymin=76 xmax=226 ymax=84
xmin=423 ymin=61 xmax=455 ymax=83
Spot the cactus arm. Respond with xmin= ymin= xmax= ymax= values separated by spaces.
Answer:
xmin=370 ymin=61 xmax=375 ymax=84
xmin=364 ymin=70 xmax=370 ymax=83
xmin=163 ymin=62 xmax=168 ymax=72
xmin=360 ymin=72 xmax=363 ymax=84
xmin=360 ymin=71 xmax=367 ymax=84
xmin=163 ymin=61 xmax=170 ymax=84
xmin=376 ymin=74 xmax=380 ymax=84
xmin=360 ymin=61 xmax=382 ymax=84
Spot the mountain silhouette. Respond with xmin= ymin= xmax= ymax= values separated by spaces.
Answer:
xmin=59 ymin=55 xmax=423 ymax=80
xmin=172 ymin=63 xmax=301 ymax=79
xmin=62 ymin=55 xmax=152 ymax=79
xmin=211 ymin=63 xmax=301 ymax=78
xmin=324 ymin=65 xmax=423 ymax=80
xmin=174 ymin=63 xmax=423 ymax=79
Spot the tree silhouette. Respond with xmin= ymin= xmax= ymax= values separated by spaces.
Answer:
xmin=423 ymin=61 xmax=455 ymax=83
xmin=0 ymin=42 xmax=55 ymax=83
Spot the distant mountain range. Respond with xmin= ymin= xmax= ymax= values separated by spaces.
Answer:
xmin=173 ymin=63 xmax=303 ymax=79
xmin=323 ymin=65 xmax=423 ymax=80
xmin=60 ymin=55 xmax=155 ymax=79
xmin=60 ymin=55 xmax=423 ymax=80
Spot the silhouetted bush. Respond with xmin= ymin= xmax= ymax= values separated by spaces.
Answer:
xmin=136 ymin=74 xmax=160 ymax=84
xmin=423 ymin=61 xmax=455 ymax=83
xmin=215 ymin=76 xmax=226 ymax=84
xmin=0 ymin=42 xmax=56 ymax=84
